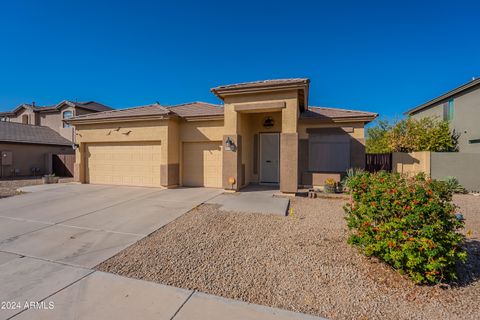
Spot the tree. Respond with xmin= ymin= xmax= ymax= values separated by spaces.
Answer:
xmin=365 ymin=119 xmax=391 ymax=153
xmin=366 ymin=117 xmax=458 ymax=153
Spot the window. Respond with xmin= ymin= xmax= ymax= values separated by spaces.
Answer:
xmin=22 ymin=114 xmax=29 ymax=124
xmin=308 ymin=134 xmax=351 ymax=172
xmin=62 ymin=110 xmax=73 ymax=128
xmin=443 ymin=99 xmax=454 ymax=121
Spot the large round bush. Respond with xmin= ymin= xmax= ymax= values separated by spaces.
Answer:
xmin=344 ymin=171 xmax=466 ymax=284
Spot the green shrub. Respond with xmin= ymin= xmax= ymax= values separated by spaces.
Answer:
xmin=441 ymin=176 xmax=468 ymax=194
xmin=344 ymin=171 xmax=467 ymax=284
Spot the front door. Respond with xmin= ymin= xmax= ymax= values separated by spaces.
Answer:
xmin=260 ymin=133 xmax=280 ymax=184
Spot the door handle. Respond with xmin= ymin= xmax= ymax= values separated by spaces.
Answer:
xmin=266 ymin=160 xmax=271 ymax=163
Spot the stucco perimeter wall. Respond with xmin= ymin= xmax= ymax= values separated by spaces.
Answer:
xmin=392 ymin=151 xmax=431 ymax=177
xmin=431 ymin=152 xmax=480 ymax=191
xmin=391 ymin=151 xmax=480 ymax=191
xmin=0 ymin=143 xmax=73 ymax=177
xmin=73 ymin=120 xmax=171 ymax=185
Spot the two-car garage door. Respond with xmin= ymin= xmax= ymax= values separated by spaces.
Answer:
xmin=85 ymin=141 xmax=223 ymax=188
xmin=86 ymin=142 xmax=162 ymax=187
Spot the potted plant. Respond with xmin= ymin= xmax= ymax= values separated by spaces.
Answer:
xmin=42 ymin=174 xmax=59 ymax=184
xmin=324 ymin=178 xmax=337 ymax=193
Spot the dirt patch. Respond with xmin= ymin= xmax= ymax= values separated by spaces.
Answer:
xmin=0 ymin=177 xmax=74 ymax=198
xmin=97 ymin=195 xmax=480 ymax=320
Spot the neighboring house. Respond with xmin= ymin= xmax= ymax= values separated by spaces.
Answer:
xmin=67 ymin=78 xmax=377 ymax=193
xmin=405 ymin=78 xmax=480 ymax=153
xmin=0 ymin=100 xmax=112 ymax=141
xmin=0 ymin=122 xmax=74 ymax=178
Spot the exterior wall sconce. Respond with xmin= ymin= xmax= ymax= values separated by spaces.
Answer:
xmin=225 ymin=137 xmax=236 ymax=151
xmin=72 ymin=143 xmax=80 ymax=150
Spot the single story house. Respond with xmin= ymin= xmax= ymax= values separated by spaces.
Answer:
xmin=0 ymin=122 xmax=74 ymax=178
xmin=67 ymin=79 xmax=377 ymax=193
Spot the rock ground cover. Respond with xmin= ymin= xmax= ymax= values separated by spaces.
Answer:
xmin=97 ymin=195 xmax=480 ymax=320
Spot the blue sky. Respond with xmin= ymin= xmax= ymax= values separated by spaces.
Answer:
xmin=1 ymin=0 xmax=479 ymax=120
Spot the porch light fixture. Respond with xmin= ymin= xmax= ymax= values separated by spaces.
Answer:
xmin=225 ymin=137 xmax=236 ymax=151
xmin=72 ymin=143 xmax=79 ymax=150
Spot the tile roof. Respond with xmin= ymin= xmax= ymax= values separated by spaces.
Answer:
xmin=300 ymin=106 xmax=378 ymax=120
xmin=61 ymin=101 xmax=113 ymax=112
xmin=211 ymin=78 xmax=310 ymax=92
xmin=69 ymin=103 xmax=171 ymax=121
xmin=166 ymin=102 xmax=223 ymax=118
xmin=405 ymin=78 xmax=480 ymax=115
xmin=0 ymin=100 xmax=112 ymax=115
xmin=0 ymin=122 xmax=73 ymax=146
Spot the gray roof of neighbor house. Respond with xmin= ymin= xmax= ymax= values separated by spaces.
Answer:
xmin=211 ymin=78 xmax=310 ymax=95
xmin=0 ymin=100 xmax=112 ymax=116
xmin=166 ymin=102 xmax=223 ymax=118
xmin=0 ymin=122 xmax=73 ymax=146
xmin=300 ymin=106 xmax=378 ymax=122
xmin=68 ymin=103 xmax=171 ymax=121
xmin=405 ymin=78 xmax=480 ymax=115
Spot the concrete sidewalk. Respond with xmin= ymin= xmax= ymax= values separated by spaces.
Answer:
xmin=4 ymin=262 xmax=324 ymax=320
xmin=207 ymin=185 xmax=290 ymax=216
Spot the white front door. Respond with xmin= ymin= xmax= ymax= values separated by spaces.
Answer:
xmin=260 ymin=133 xmax=280 ymax=184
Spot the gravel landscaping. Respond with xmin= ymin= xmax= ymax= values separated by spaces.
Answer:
xmin=98 ymin=194 xmax=480 ymax=320
xmin=0 ymin=177 xmax=73 ymax=198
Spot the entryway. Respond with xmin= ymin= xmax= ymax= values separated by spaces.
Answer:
xmin=259 ymin=133 xmax=280 ymax=184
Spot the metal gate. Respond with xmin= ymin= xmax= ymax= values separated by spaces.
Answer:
xmin=365 ymin=153 xmax=392 ymax=172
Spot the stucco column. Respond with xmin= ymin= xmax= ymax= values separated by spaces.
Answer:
xmin=161 ymin=120 xmax=180 ymax=188
xmin=280 ymin=133 xmax=298 ymax=193
xmin=222 ymin=134 xmax=242 ymax=190
xmin=74 ymin=143 xmax=85 ymax=183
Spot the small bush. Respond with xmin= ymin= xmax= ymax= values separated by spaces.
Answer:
xmin=442 ymin=176 xmax=468 ymax=194
xmin=344 ymin=171 xmax=467 ymax=284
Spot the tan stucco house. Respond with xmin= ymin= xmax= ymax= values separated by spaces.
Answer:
xmin=0 ymin=100 xmax=112 ymax=141
xmin=67 ymin=79 xmax=377 ymax=193
xmin=0 ymin=122 xmax=74 ymax=177
xmin=0 ymin=100 xmax=111 ymax=177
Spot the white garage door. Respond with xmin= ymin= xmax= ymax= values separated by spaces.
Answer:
xmin=86 ymin=142 xmax=162 ymax=187
xmin=182 ymin=142 xmax=222 ymax=188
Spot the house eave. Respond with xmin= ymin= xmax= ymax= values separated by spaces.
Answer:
xmin=405 ymin=78 xmax=480 ymax=115
xmin=66 ymin=115 xmax=175 ymax=125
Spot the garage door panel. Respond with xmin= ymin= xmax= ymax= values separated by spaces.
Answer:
xmin=86 ymin=142 xmax=162 ymax=187
xmin=182 ymin=142 xmax=222 ymax=188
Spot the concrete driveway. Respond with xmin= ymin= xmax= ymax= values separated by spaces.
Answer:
xmin=0 ymin=184 xmax=222 ymax=319
xmin=0 ymin=184 xmax=323 ymax=320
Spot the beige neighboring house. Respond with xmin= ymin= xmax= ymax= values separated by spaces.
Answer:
xmin=67 ymin=79 xmax=377 ymax=193
xmin=405 ymin=78 xmax=480 ymax=153
xmin=0 ymin=122 xmax=74 ymax=177
xmin=0 ymin=100 xmax=111 ymax=177
xmin=0 ymin=100 xmax=112 ymax=141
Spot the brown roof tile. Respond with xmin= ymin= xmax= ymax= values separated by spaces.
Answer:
xmin=167 ymin=102 xmax=223 ymax=118
xmin=0 ymin=122 xmax=73 ymax=145
xmin=69 ymin=103 xmax=171 ymax=121
xmin=300 ymin=106 xmax=378 ymax=121
xmin=211 ymin=78 xmax=310 ymax=92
